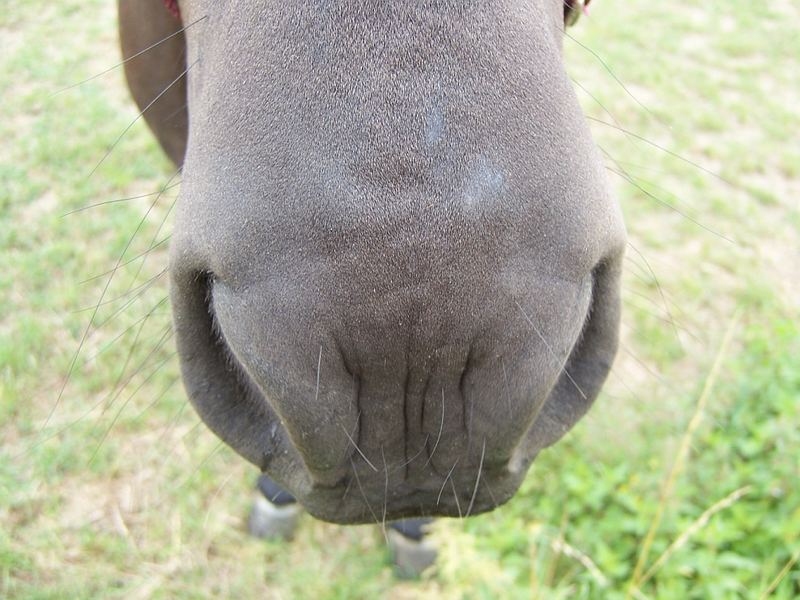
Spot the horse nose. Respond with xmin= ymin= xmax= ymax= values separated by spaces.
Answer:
xmin=167 ymin=207 xmax=624 ymax=524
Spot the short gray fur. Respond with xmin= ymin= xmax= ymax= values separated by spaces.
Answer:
xmin=118 ymin=0 xmax=626 ymax=524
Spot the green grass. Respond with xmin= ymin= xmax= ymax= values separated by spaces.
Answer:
xmin=1 ymin=0 xmax=798 ymax=598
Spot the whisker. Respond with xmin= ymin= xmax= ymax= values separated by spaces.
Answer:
xmin=98 ymin=297 xmax=170 ymax=414
xmin=423 ymin=388 xmax=446 ymax=468
xmin=566 ymin=31 xmax=671 ymax=130
xmin=513 ymin=299 xmax=587 ymax=401
xmin=132 ymin=376 xmax=180 ymax=421
xmin=88 ymin=59 xmax=198 ymax=179
xmin=393 ymin=435 xmax=429 ymax=472
xmin=606 ymin=356 xmax=661 ymax=416
xmin=16 ymin=324 xmax=173 ymax=459
xmin=437 ymin=459 xmax=459 ymax=506
xmin=621 ymin=291 xmax=699 ymax=343
xmin=73 ymin=269 xmax=168 ymax=314
xmin=154 ymin=416 xmax=206 ymax=480
xmin=79 ymin=306 xmax=163 ymax=366
xmin=50 ymin=15 xmax=208 ymax=97
xmin=381 ymin=446 xmax=388 ymax=539
xmin=620 ymin=345 xmax=675 ymax=391
xmin=340 ymin=477 xmax=353 ymax=504
xmin=465 ymin=437 xmax=486 ymax=518
xmin=571 ymin=77 xmax=618 ymax=123
xmin=315 ymin=345 xmax=322 ymax=404
xmin=94 ymin=277 xmax=169 ymax=331
xmin=483 ymin=478 xmax=500 ymax=508
xmin=155 ymin=441 xmax=225 ymax=510
xmin=44 ymin=171 xmax=180 ymax=430
xmin=202 ymin=469 xmax=238 ymax=530
xmin=120 ymin=191 xmax=179 ymax=296
xmin=622 ymin=255 xmax=693 ymax=324
xmin=80 ymin=236 xmax=171 ymax=285
xmin=350 ymin=456 xmax=383 ymax=538
xmin=605 ymin=153 xmax=731 ymax=237
xmin=626 ymin=241 xmax=683 ymax=345
xmin=590 ymin=116 xmax=737 ymax=189
xmin=152 ymin=400 xmax=191 ymax=460
xmin=340 ymin=423 xmax=378 ymax=472
xmin=450 ymin=480 xmax=463 ymax=519
xmin=96 ymin=293 xmax=170 ymax=336
xmin=501 ymin=357 xmax=512 ymax=412
xmin=604 ymin=160 xmax=736 ymax=244
xmin=160 ymin=101 xmax=189 ymax=125
xmin=88 ymin=350 xmax=176 ymax=465
xmin=62 ymin=183 xmax=181 ymax=217
xmin=98 ymin=325 xmax=174 ymax=417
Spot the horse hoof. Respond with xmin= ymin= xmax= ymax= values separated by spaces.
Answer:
xmin=247 ymin=494 xmax=301 ymax=541
xmin=387 ymin=528 xmax=438 ymax=579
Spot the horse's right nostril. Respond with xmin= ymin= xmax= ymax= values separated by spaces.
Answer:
xmin=169 ymin=262 xmax=315 ymax=498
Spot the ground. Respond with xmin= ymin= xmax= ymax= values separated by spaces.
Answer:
xmin=1 ymin=1 xmax=798 ymax=598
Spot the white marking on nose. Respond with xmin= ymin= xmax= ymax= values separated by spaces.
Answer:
xmin=463 ymin=156 xmax=506 ymax=210
xmin=425 ymin=106 xmax=445 ymax=145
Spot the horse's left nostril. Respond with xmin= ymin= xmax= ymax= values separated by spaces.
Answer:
xmin=509 ymin=251 xmax=624 ymax=471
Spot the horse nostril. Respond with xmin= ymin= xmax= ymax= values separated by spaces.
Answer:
xmin=200 ymin=272 xmax=228 ymax=351
xmin=169 ymin=262 xmax=312 ymax=492
xmin=509 ymin=249 xmax=624 ymax=469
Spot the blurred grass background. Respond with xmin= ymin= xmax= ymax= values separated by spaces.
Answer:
xmin=1 ymin=0 xmax=798 ymax=598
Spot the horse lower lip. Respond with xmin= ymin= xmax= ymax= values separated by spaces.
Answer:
xmin=301 ymin=487 xmax=507 ymax=524
xmin=285 ymin=462 xmax=523 ymax=524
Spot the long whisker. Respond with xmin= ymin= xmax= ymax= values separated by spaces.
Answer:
xmin=604 ymin=161 xmax=736 ymax=244
xmin=88 ymin=59 xmax=198 ymax=179
xmin=465 ymin=437 xmax=486 ymax=518
xmin=350 ymin=456 xmax=384 ymax=538
xmin=437 ymin=459 xmax=459 ymax=506
xmin=154 ymin=441 xmax=225 ymax=510
xmin=72 ymin=268 xmax=168 ymax=313
xmin=80 ymin=237 xmax=171 ymax=284
xmin=450 ymin=480 xmax=463 ymax=519
xmin=44 ymin=172 xmax=179 ymax=431
xmin=393 ymin=434 xmax=429 ymax=472
xmin=94 ymin=274 xmax=169 ymax=329
xmin=625 ymin=241 xmax=683 ymax=345
xmin=50 ymin=15 xmax=208 ymax=97
xmin=423 ymin=388 xmax=446 ymax=468
xmin=120 ymin=191 xmax=179 ymax=297
xmin=501 ymin=358 xmax=512 ymax=412
xmin=80 ymin=307 xmax=163 ymax=365
xmin=99 ymin=296 xmax=170 ymax=414
xmin=565 ymin=31 xmax=671 ymax=130
xmin=513 ymin=299 xmax=587 ymax=401
xmin=88 ymin=351 xmax=177 ymax=464
xmin=315 ymin=345 xmax=322 ymax=404
xmin=62 ymin=183 xmax=181 ymax=217
xmin=620 ymin=345 xmax=675 ymax=391
xmin=98 ymin=325 xmax=174 ymax=418
xmin=381 ymin=446 xmax=389 ymax=539
xmin=132 ymin=376 xmax=179 ymax=421
xmin=19 ymin=328 xmax=174 ymax=460
xmin=590 ymin=116 xmax=737 ymax=189
xmin=151 ymin=400 xmax=191 ymax=462
xmin=341 ymin=423 xmax=378 ymax=472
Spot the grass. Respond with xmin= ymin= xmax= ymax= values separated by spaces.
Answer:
xmin=1 ymin=0 xmax=798 ymax=598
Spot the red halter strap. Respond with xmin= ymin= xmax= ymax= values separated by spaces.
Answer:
xmin=163 ymin=0 xmax=180 ymax=19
